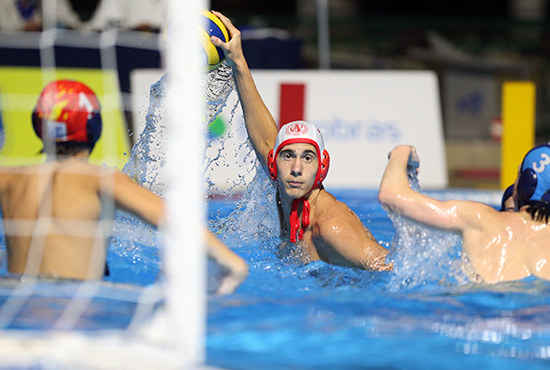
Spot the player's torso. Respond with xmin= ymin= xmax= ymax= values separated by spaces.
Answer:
xmin=0 ymin=162 xmax=110 ymax=279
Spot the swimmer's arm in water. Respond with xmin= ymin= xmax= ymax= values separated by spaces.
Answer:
xmin=210 ymin=11 xmax=278 ymax=170
xmin=205 ymin=231 xmax=249 ymax=294
xmin=378 ymin=145 xmax=490 ymax=232
xmin=314 ymin=208 xmax=393 ymax=271
xmin=108 ymin=171 xmax=248 ymax=293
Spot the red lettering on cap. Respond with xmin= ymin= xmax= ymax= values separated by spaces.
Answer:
xmin=285 ymin=122 xmax=308 ymax=136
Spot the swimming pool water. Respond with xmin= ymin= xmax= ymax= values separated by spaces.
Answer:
xmin=0 ymin=181 xmax=549 ymax=369
xmin=0 ymin=210 xmax=163 ymax=331
xmin=206 ymin=187 xmax=550 ymax=370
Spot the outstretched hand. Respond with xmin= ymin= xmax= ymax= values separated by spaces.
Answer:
xmin=210 ymin=11 xmax=245 ymax=68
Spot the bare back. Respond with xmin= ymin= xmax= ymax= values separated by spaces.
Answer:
xmin=459 ymin=205 xmax=550 ymax=283
xmin=0 ymin=160 xmax=114 ymax=280
xmin=379 ymin=145 xmax=550 ymax=284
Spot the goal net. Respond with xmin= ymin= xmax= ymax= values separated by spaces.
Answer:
xmin=0 ymin=0 xmax=209 ymax=368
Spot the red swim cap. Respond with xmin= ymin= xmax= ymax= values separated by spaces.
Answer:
xmin=32 ymin=80 xmax=102 ymax=147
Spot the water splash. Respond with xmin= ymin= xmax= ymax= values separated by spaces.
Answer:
xmin=210 ymin=165 xmax=279 ymax=248
xmin=117 ymin=62 xmax=280 ymax=286
xmin=122 ymin=74 xmax=168 ymax=195
xmin=204 ymin=63 xmax=236 ymax=128
xmin=385 ymin=164 xmax=466 ymax=291
xmin=123 ymin=62 xmax=237 ymax=197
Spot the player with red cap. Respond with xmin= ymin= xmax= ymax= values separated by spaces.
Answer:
xmin=211 ymin=12 xmax=392 ymax=271
xmin=0 ymin=80 xmax=247 ymax=292
xmin=32 ymin=79 xmax=102 ymax=152
xmin=268 ymin=120 xmax=330 ymax=244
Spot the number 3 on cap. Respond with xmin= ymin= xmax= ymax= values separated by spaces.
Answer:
xmin=533 ymin=153 xmax=550 ymax=173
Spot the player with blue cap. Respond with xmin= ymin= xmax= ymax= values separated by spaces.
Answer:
xmin=380 ymin=143 xmax=550 ymax=284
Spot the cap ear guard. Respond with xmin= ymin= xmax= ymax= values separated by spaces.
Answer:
xmin=31 ymin=109 xmax=43 ymax=140
xmin=517 ymin=168 xmax=537 ymax=208
xmin=268 ymin=149 xmax=276 ymax=180
xmin=86 ymin=111 xmax=102 ymax=149
xmin=316 ymin=149 xmax=330 ymax=185
xmin=500 ymin=184 xmax=514 ymax=211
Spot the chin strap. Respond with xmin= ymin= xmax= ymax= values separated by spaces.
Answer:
xmin=289 ymin=197 xmax=310 ymax=243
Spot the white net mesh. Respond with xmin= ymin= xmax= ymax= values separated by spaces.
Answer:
xmin=0 ymin=1 xmax=207 ymax=368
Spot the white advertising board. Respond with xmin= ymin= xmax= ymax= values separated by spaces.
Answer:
xmin=131 ymin=69 xmax=447 ymax=191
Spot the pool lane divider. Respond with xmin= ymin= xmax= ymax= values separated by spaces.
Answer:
xmin=501 ymin=81 xmax=535 ymax=189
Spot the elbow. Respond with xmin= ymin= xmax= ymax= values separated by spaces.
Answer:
xmin=151 ymin=204 xmax=166 ymax=228
xmin=378 ymin=186 xmax=398 ymax=206
xmin=235 ymin=258 xmax=249 ymax=281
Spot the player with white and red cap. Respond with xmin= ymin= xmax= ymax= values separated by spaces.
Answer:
xmin=211 ymin=11 xmax=392 ymax=271
xmin=268 ymin=120 xmax=330 ymax=244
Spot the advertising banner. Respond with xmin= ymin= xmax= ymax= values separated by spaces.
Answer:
xmin=131 ymin=69 xmax=447 ymax=191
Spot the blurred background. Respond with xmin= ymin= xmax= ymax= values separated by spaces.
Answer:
xmin=1 ymin=0 xmax=548 ymax=188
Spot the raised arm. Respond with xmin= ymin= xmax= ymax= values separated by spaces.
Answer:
xmin=378 ymin=145 xmax=488 ymax=232
xmin=210 ymin=11 xmax=278 ymax=170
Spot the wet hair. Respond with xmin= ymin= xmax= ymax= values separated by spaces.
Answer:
xmin=40 ymin=142 xmax=93 ymax=157
xmin=55 ymin=143 xmax=93 ymax=156
xmin=525 ymin=201 xmax=550 ymax=223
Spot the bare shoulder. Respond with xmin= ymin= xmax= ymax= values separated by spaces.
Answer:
xmin=453 ymin=199 xmax=504 ymax=226
xmin=0 ymin=164 xmax=43 ymax=189
xmin=310 ymin=189 xmax=386 ymax=270
xmin=68 ymin=163 xmax=133 ymax=193
xmin=313 ymin=190 xmax=363 ymax=231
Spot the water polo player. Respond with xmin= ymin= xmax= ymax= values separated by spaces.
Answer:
xmin=380 ymin=144 xmax=550 ymax=283
xmin=211 ymin=11 xmax=392 ymax=271
xmin=0 ymin=80 xmax=247 ymax=292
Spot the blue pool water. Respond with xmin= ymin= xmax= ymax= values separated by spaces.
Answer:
xmin=206 ymin=184 xmax=550 ymax=370
xmin=0 ymin=210 xmax=163 ymax=331
xmin=2 ymin=184 xmax=550 ymax=370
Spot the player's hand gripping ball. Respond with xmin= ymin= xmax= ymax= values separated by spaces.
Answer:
xmin=200 ymin=10 xmax=230 ymax=71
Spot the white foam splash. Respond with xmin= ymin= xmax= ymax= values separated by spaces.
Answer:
xmin=384 ymin=165 xmax=467 ymax=291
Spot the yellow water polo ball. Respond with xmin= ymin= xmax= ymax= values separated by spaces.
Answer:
xmin=200 ymin=10 xmax=230 ymax=71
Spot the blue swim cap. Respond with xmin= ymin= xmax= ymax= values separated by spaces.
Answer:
xmin=517 ymin=143 xmax=550 ymax=208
